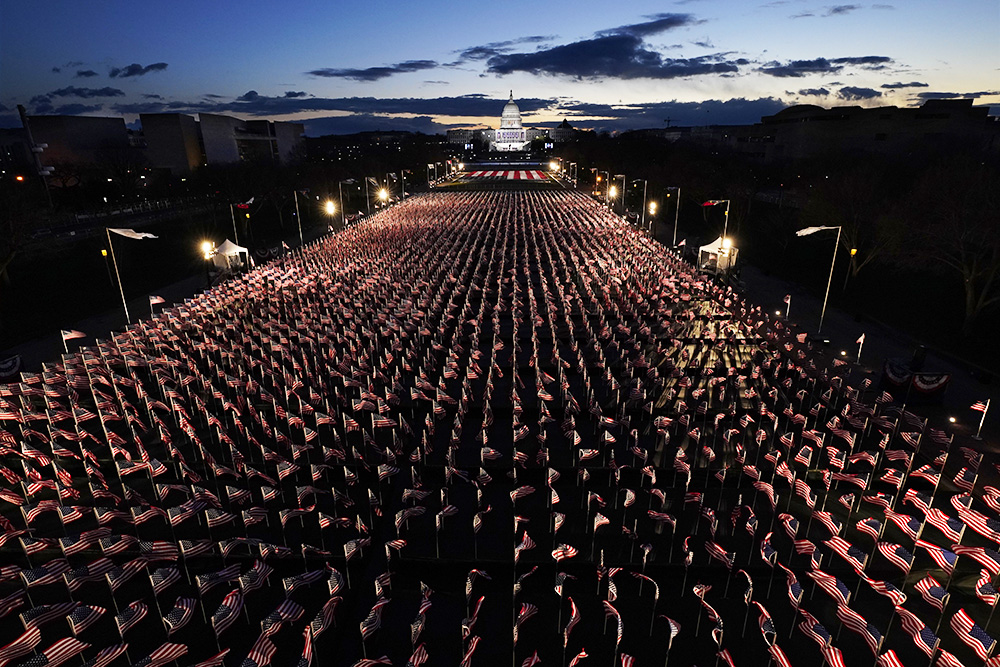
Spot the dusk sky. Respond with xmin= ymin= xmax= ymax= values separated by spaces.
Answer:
xmin=2 ymin=0 xmax=997 ymax=136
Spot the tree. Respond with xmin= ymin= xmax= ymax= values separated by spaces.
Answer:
xmin=800 ymin=164 xmax=901 ymax=286
xmin=897 ymin=156 xmax=1000 ymax=335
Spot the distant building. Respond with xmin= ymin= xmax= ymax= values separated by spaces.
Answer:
xmin=446 ymin=92 xmax=551 ymax=151
xmin=25 ymin=115 xmax=129 ymax=165
xmin=141 ymin=112 xmax=305 ymax=174
xmin=631 ymin=99 xmax=999 ymax=163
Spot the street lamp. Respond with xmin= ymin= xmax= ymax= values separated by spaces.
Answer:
xmin=665 ymin=187 xmax=681 ymax=246
xmin=795 ymin=225 xmax=842 ymax=334
xmin=607 ymin=185 xmax=617 ymax=212
xmin=634 ymin=179 xmax=648 ymax=229
xmin=614 ymin=174 xmax=625 ymax=215
xmin=648 ymin=201 xmax=657 ymax=236
xmin=378 ymin=188 xmax=389 ymax=206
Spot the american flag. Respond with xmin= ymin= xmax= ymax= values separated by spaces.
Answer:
xmin=895 ymin=605 xmax=938 ymax=657
xmin=953 ymin=545 xmax=1000 ymax=575
xmin=359 ymin=598 xmax=389 ymax=640
xmin=807 ymin=569 xmax=851 ymax=604
xmin=17 ymin=637 xmax=90 ymax=667
xmin=20 ymin=602 xmax=79 ymax=630
xmin=753 ymin=602 xmax=776 ymax=646
xmin=132 ymin=642 xmax=188 ymax=667
xmin=66 ymin=604 xmax=105 ymax=636
xmin=114 ymin=600 xmax=147 ymax=636
xmin=951 ymin=608 xmax=996 ymax=661
xmin=835 ymin=603 xmax=882 ymax=654
xmin=876 ymin=542 xmax=914 ymax=574
xmin=915 ymin=575 xmax=950 ymax=611
xmin=0 ymin=627 xmax=42 ymax=666
xmin=211 ymin=590 xmax=243 ymax=636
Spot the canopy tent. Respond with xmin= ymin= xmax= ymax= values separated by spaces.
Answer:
xmin=212 ymin=239 xmax=250 ymax=271
xmin=698 ymin=236 xmax=738 ymax=275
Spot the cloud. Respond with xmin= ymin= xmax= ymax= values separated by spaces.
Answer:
xmin=109 ymin=62 xmax=168 ymax=78
xmin=237 ymin=90 xmax=261 ymax=102
xmin=51 ymin=67 xmax=61 ymax=74
xmin=692 ymin=39 xmax=715 ymax=48
xmin=284 ymin=91 xmax=307 ymax=98
xmin=303 ymin=114 xmax=451 ymax=136
xmin=872 ymin=4 xmax=895 ymax=8
xmin=837 ymin=86 xmax=882 ymax=100
xmin=486 ymin=34 xmax=744 ymax=79
xmin=759 ymin=55 xmax=891 ymax=77
xmin=75 ymin=70 xmax=99 ymax=78
xmin=880 ymin=81 xmax=928 ymax=89
xmin=50 ymin=103 xmax=104 ymax=115
xmin=797 ymin=88 xmax=831 ymax=96
xmin=47 ymin=86 xmax=126 ymax=99
xmin=596 ymin=13 xmax=704 ymax=37
xmin=456 ymin=36 xmax=554 ymax=62
xmin=307 ymin=60 xmax=438 ymax=82
xmin=824 ymin=5 xmax=861 ymax=15
xmin=143 ymin=93 xmax=163 ymax=99
xmin=913 ymin=90 xmax=1000 ymax=100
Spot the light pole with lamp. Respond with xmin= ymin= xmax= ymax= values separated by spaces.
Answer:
xmin=647 ymin=201 xmax=657 ymax=237
xmin=795 ymin=225 xmax=842 ymax=334
xmin=338 ymin=179 xmax=354 ymax=228
xmin=607 ymin=184 xmax=617 ymax=212
xmin=614 ymin=174 xmax=625 ymax=216
xmin=666 ymin=186 xmax=681 ymax=246
xmin=635 ymin=179 xmax=648 ymax=229
xmin=292 ymin=190 xmax=305 ymax=246
xmin=324 ymin=200 xmax=337 ymax=232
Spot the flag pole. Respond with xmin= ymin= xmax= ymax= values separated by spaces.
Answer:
xmin=229 ymin=203 xmax=239 ymax=245
xmin=857 ymin=334 xmax=865 ymax=366
xmin=974 ymin=399 xmax=990 ymax=440
xmin=106 ymin=227 xmax=131 ymax=324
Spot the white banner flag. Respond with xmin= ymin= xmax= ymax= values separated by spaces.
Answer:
xmin=109 ymin=228 xmax=158 ymax=240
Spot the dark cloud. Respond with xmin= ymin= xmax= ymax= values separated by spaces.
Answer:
xmin=75 ymin=70 xmax=98 ymax=78
xmin=303 ymin=114 xmax=451 ymax=137
xmin=109 ymin=62 xmax=168 ymax=78
xmin=48 ymin=86 xmax=126 ymax=99
xmin=50 ymin=103 xmax=104 ymax=115
xmin=797 ymin=88 xmax=831 ymax=96
xmin=307 ymin=60 xmax=438 ymax=82
xmin=284 ymin=91 xmax=308 ymax=98
xmin=913 ymin=90 xmax=1000 ymax=100
xmin=880 ymin=81 xmax=928 ymax=89
xmin=872 ymin=4 xmax=895 ymax=8
xmin=759 ymin=55 xmax=891 ymax=77
xmin=142 ymin=93 xmax=163 ymax=99
xmin=692 ymin=39 xmax=715 ymax=48
xmin=837 ymin=86 xmax=882 ymax=100
xmin=487 ymin=34 xmax=742 ymax=79
xmin=457 ymin=36 xmax=553 ymax=62
xmin=597 ymin=13 xmax=703 ymax=37
xmin=51 ymin=67 xmax=61 ymax=74
xmin=790 ymin=12 xmax=816 ymax=18
xmin=824 ymin=5 xmax=861 ymax=15
xmin=111 ymin=93 xmax=553 ymax=119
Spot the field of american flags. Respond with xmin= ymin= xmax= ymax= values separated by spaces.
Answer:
xmin=2 ymin=186 xmax=1000 ymax=666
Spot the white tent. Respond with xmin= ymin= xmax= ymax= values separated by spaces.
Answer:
xmin=697 ymin=236 xmax=738 ymax=274
xmin=212 ymin=239 xmax=250 ymax=271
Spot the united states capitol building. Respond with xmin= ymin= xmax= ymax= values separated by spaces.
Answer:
xmin=446 ymin=92 xmax=575 ymax=151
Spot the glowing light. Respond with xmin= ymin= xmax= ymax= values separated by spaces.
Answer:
xmin=101 ymin=249 xmax=108 ymax=257
xmin=840 ymin=350 xmax=847 ymax=356
xmin=324 ymin=200 xmax=336 ymax=215
xmin=775 ymin=311 xmax=781 ymax=316
xmin=721 ymin=238 xmax=732 ymax=250
xmin=648 ymin=202 xmax=657 ymax=214
xmin=850 ymin=248 xmax=858 ymax=256
xmin=15 ymin=175 xmax=24 ymax=182
xmin=608 ymin=186 xmax=617 ymax=198
xmin=378 ymin=189 xmax=389 ymax=201
xmin=458 ymin=163 xmax=464 ymax=170
xmin=549 ymin=161 xmax=558 ymax=170
xmin=949 ymin=417 xmax=957 ymax=423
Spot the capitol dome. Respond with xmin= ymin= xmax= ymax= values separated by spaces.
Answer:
xmin=500 ymin=91 xmax=523 ymax=129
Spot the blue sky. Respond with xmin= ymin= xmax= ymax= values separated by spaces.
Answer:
xmin=2 ymin=0 xmax=996 ymax=135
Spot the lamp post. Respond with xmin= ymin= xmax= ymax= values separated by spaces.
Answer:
xmin=635 ymin=179 xmax=648 ymax=229
xmin=795 ymin=225 xmax=842 ymax=334
xmin=292 ymin=190 xmax=304 ymax=246
xmin=324 ymin=200 xmax=336 ymax=232
xmin=843 ymin=248 xmax=858 ymax=291
xmin=607 ymin=184 xmax=617 ymax=212
xmin=599 ymin=171 xmax=609 ymax=203
xmin=338 ymin=180 xmax=352 ymax=228
xmin=666 ymin=186 xmax=681 ymax=246
xmin=614 ymin=174 xmax=625 ymax=216
xmin=648 ymin=201 xmax=657 ymax=237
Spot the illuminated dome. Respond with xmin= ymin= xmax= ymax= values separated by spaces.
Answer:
xmin=500 ymin=91 xmax=523 ymax=129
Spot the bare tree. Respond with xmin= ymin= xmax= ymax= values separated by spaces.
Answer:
xmin=898 ymin=156 xmax=1000 ymax=335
